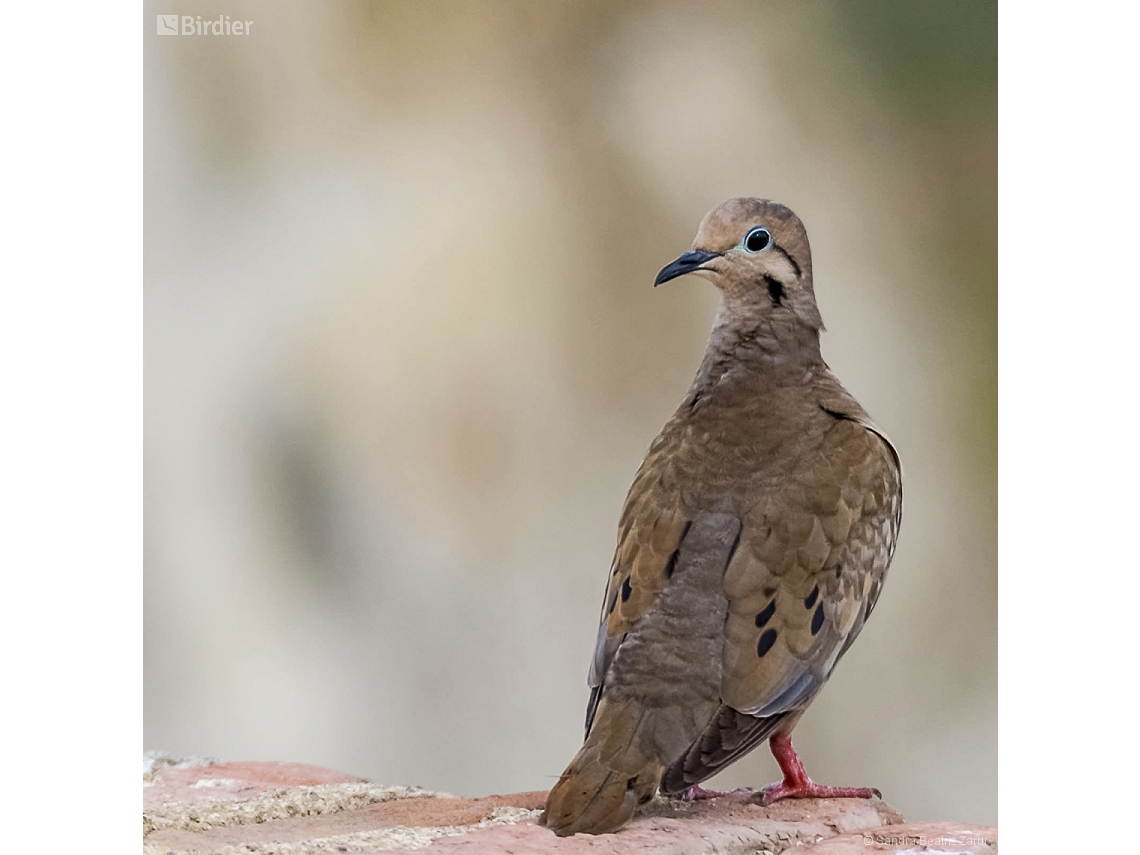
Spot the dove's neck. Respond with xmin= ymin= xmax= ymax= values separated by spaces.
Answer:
xmin=689 ymin=301 xmax=824 ymax=398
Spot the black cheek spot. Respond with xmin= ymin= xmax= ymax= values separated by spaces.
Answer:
xmin=757 ymin=628 xmax=778 ymax=657
xmin=811 ymin=603 xmax=825 ymax=635
xmin=764 ymin=275 xmax=785 ymax=306
xmin=627 ymin=776 xmax=638 ymax=789
xmin=621 ymin=577 xmax=632 ymax=602
xmin=754 ymin=599 xmax=776 ymax=628
xmin=804 ymin=585 xmax=819 ymax=610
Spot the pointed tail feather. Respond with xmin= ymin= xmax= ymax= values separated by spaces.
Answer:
xmin=540 ymin=700 xmax=664 ymax=836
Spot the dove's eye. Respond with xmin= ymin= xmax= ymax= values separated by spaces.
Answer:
xmin=742 ymin=227 xmax=771 ymax=253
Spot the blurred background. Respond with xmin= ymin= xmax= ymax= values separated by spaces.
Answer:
xmin=144 ymin=0 xmax=996 ymax=826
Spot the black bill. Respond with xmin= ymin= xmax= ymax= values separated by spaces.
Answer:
xmin=654 ymin=249 xmax=722 ymax=286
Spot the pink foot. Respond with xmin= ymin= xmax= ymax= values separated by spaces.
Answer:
xmin=758 ymin=780 xmax=881 ymax=806
xmin=757 ymin=733 xmax=881 ymax=807
xmin=681 ymin=783 xmax=753 ymax=801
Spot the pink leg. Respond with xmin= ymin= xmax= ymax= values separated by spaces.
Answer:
xmin=757 ymin=733 xmax=881 ymax=807
xmin=680 ymin=783 xmax=753 ymax=801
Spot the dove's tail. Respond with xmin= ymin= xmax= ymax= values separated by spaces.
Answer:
xmin=539 ymin=699 xmax=665 ymax=837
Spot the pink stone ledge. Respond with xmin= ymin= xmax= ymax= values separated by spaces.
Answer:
xmin=142 ymin=756 xmax=996 ymax=854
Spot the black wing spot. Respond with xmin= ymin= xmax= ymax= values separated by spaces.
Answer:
xmin=621 ymin=576 xmax=632 ymax=602
xmin=804 ymin=584 xmax=819 ymax=609
xmin=757 ymin=628 xmax=778 ymax=657
xmin=725 ymin=524 xmax=742 ymax=566
xmin=664 ymin=521 xmax=693 ymax=577
xmin=607 ymin=588 xmax=618 ymax=615
xmin=834 ymin=563 xmax=843 ymax=579
xmin=754 ymin=599 xmax=776 ymax=628
xmin=811 ymin=602 xmax=825 ymax=635
xmin=763 ymin=585 xmax=777 ymax=598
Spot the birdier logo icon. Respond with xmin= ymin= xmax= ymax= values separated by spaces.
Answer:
xmin=156 ymin=15 xmax=253 ymax=36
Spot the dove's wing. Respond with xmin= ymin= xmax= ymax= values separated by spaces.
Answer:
xmin=664 ymin=396 xmax=901 ymax=790
xmin=585 ymin=445 xmax=693 ymax=736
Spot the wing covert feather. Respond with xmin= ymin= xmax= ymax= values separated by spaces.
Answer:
xmin=720 ymin=418 xmax=901 ymax=717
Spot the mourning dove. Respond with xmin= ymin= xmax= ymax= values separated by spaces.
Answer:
xmin=540 ymin=199 xmax=902 ymax=837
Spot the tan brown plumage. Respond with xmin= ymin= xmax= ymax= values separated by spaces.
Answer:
xmin=540 ymin=199 xmax=902 ymax=837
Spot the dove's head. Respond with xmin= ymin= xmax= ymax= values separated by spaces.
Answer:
xmin=655 ymin=198 xmax=823 ymax=331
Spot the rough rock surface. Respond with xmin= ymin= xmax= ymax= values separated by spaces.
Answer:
xmin=142 ymin=756 xmax=997 ymax=854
